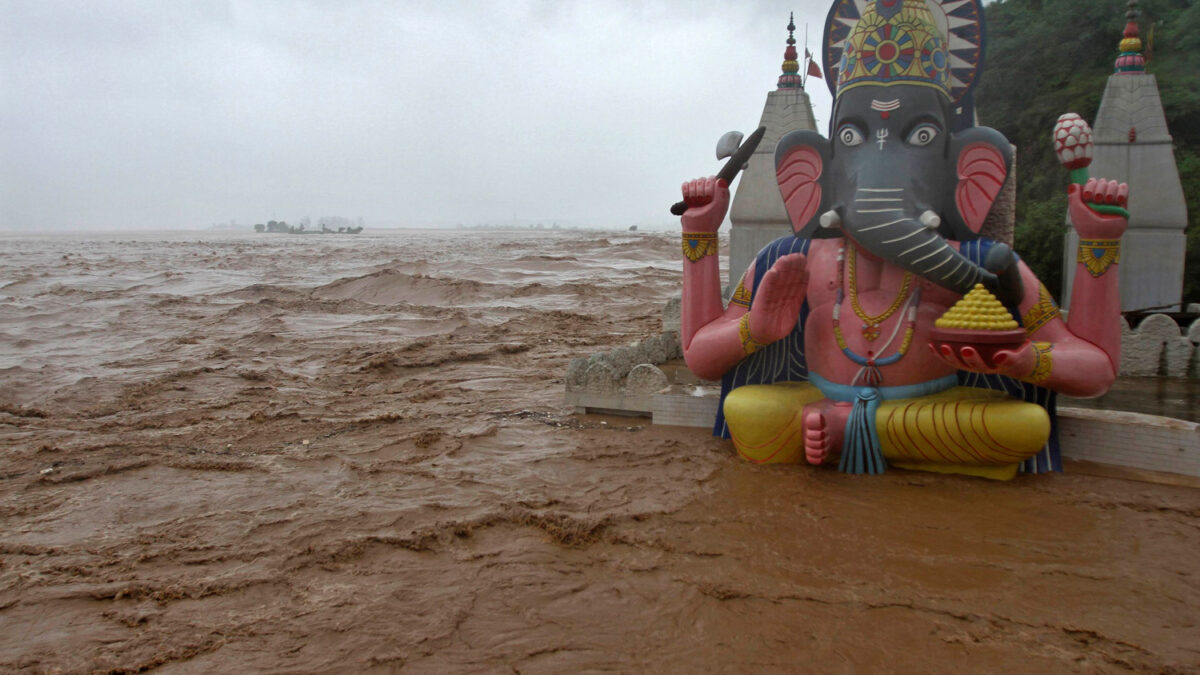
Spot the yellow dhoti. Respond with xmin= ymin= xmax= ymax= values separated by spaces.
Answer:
xmin=723 ymin=381 xmax=1051 ymax=480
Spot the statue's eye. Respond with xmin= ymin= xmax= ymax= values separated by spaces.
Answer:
xmin=838 ymin=125 xmax=865 ymax=147
xmin=907 ymin=124 xmax=940 ymax=147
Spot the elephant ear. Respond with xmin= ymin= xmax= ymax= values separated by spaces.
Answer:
xmin=948 ymin=126 xmax=1013 ymax=236
xmin=775 ymin=130 xmax=832 ymax=238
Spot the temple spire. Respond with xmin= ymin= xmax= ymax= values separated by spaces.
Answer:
xmin=1115 ymin=0 xmax=1146 ymax=74
xmin=777 ymin=12 xmax=803 ymax=90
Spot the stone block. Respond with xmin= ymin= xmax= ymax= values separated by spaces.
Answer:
xmin=1147 ymin=314 xmax=1188 ymax=376
xmin=585 ymin=361 xmax=619 ymax=393
xmin=1121 ymin=322 xmax=1157 ymax=377
xmin=606 ymin=346 xmax=636 ymax=379
xmin=661 ymin=295 xmax=681 ymax=334
xmin=638 ymin=334 xmax=667 ymax=365
xmin=565 ymin=357 xmax=588 ymax=392
xmin=661 ymin=331 xmax=682 ymax=360
xmin=1121 ymin=314 xmax=1194 ymax=376
xmin=626 ymin=364 xmax=668 ymax=395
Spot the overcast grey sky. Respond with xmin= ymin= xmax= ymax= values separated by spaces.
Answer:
xmin=3 ymin=1 xmax=845 ymax=230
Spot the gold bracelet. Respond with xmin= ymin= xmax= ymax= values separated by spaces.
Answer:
xmin=1021 ymin=283 xmax=1060 ymax=336
xmin=682 ymin=232 xmax=718 ymax=263
xmin=739 ymin=314 xmax=766 ymax=356
xmin=1022 ymin=341 xmax=1054 ymax=384
xmin=1077 ymin=239 xmax=1121 ymax=277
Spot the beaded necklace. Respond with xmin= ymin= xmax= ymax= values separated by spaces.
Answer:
xmin=832 ymin=241 xmax=921 ymax=387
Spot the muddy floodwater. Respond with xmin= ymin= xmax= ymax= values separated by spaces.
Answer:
xmin=1 ymin=229 xmax=1197 ymax=672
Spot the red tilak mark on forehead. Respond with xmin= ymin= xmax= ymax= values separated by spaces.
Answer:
xmin=881 ymin=112 xmax=890 ymax=120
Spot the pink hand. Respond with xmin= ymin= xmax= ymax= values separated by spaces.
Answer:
xmin=929 ymin=340 xmax=1036 ymax=378
xmin=1069 ymin=182 xmax=1128 ymax=240
xmin=1082 ymin=177 xmax=1128 ymax=207
xmin=746 ymin=253 xmax=807 ymax=345
xmin=680 ymin=176 xmax=729 ymax=234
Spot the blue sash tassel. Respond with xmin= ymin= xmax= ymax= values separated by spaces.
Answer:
xmin=811 ymin=373 xmax=958 ymax=474
xmin=841 ymin=389 xmax=884 ymax=475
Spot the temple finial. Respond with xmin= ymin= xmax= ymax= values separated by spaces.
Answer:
xmin=778 ymin=12 xmax=802 ymax=89
xmin=1115 ymin=0 xmax=1146 ymax=74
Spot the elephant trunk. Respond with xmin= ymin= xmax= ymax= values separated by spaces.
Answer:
xmin=843 ymin=202 xmax=994 ymax=295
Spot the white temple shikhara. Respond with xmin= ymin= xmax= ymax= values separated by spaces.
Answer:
xmin=1062 ymin=0 xmax=1188 ymax=312
xmin=728 ymin=14 xmax=819 ymax=289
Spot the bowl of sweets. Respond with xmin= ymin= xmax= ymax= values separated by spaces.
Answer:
xmin=929 ymin=284 xmax=1027 ymax=368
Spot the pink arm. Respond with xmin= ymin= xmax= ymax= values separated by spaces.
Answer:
xmin=1013 ymin=259 xmax=1117 ymax=398
xmin=677 ymin=177 xmax=808 ymax=381
xmin=677 ymin=177 xmax=741 ymax=380
xmin=1050 ymin=116 xmax=1127 ymax=387
xmin=934 ymin=253 xmax=1119 ymax=398
xmin=1064 ymin=181 xmax=1126 ymax=375
xmin=682 ymin=262 xmax=754 ymax=381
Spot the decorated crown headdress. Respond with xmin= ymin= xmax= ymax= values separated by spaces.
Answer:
xmin=823 ymin=0 xmax=986 ymax=126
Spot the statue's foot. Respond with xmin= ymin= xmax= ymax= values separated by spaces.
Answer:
xmin=802 ymin=400 xmax=849 ymax=465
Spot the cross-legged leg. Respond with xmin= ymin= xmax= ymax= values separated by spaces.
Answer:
xmin=723 ymin=382 xmax=825 ymax=464
xmin=877 ymin=387 xmax=1050 ymax=480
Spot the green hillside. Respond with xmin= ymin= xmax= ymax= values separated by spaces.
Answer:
xmin=976 ymin=0 xmax=1200 ymax=306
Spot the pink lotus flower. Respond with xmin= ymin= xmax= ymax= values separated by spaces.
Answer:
xmin=1053 ymin=113 xmax=1093 ymax=170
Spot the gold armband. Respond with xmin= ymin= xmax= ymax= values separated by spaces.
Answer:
xmin=1077 ymin=239 xmax=1121 ymax=277
xmin=1022 ymin=341 xmax=1054 ymax=384
xmin=682 ymin=232 xmax=718 ymax=263
xmin=1022 ymin=283 xmax=1060 ymax=336
xmin=738 ymin=314 xmax=766 ymax=356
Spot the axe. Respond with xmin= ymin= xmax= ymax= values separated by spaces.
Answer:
xmin=670 ymin=125 xmax=767 ymax=216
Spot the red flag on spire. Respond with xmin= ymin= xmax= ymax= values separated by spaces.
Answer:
xmin=808 ymin=59 xmax=823 ymax=79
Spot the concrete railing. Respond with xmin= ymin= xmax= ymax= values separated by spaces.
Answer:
xmin=1119 ymin=313 xmax=1200 ymax=377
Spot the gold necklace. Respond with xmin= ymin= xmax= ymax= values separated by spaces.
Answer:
xmin=847 ymin=243 xmax=914 ymax=341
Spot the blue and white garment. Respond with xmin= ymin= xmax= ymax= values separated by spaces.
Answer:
xmin=713 ymin=235 xmax=1062 ymax=474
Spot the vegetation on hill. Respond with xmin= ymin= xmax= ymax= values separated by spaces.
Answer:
xmin=977 ymin=0 xmax=1200 ymax=306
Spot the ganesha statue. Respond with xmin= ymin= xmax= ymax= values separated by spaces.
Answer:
xmin=678 ymin=0 xmax=1128 ymax=480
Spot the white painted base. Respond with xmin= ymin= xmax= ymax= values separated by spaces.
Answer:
xmin=1057 ymin=406 xmax=1199 ymax=477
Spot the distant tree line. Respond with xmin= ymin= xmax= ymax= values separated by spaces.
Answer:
xmin=254 ymin=220 xmax=291 ymax=233
xmin=254 ymin=218 xmax=362 ymax=234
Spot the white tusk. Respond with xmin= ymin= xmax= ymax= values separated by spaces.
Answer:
xmin=819 ymin=210 xmax=842 ymax=229
xmin=919 ymin=210 xmax=941 ymax=230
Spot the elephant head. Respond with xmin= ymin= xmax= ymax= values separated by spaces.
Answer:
xmin=776 ymin=0 xmax=1017 ymax=298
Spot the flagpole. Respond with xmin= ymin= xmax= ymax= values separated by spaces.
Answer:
xmin=802 ymin=23 xmax=809 ymax=89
